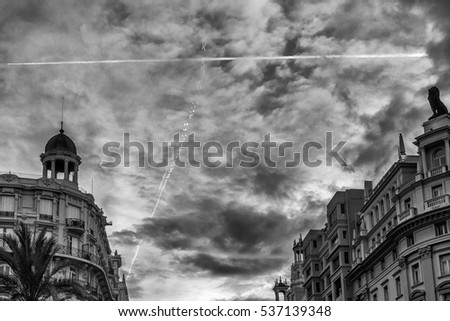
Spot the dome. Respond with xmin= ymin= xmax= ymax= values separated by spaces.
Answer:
xmin=44 ymin=128 xmax=77 ymax=154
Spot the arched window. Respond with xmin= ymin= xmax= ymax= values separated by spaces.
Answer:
xmin=433 ymin=148 xmax=446 ymax=168
xmin=410 ymin=289 xmax=426 ymax=301
xmin=375 ymin=206 xmax=379 ymax=222
xmin=380 ymin=200 xmax=385 ymax=215
xmin=386 ymin=193 xmax=391 ymax=209
xmin=437 ymin=281 xmax=450 ymax=301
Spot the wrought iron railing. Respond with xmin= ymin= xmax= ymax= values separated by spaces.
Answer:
xmin=0 ymin=211 xmax=14 ymax=218
xmin=65 ymin=218 xmax=85 ymax=230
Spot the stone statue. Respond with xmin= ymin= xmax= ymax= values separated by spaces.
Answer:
xmin=428 ymin=86 xmax=448 ymax=119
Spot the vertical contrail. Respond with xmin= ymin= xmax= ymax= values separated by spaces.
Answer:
xmin=128 ymin=43 xmax=207 ymax=277
xmin=128 ymin=239 xmax=143 ymax=275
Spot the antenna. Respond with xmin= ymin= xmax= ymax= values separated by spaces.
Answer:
xmin=60 ymin=96 xmax=65 ymax=133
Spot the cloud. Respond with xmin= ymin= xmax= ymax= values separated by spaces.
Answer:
xmin=180 ymin=253 xmax=284 ymax=277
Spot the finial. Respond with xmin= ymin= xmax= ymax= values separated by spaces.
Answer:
xmin=60 ymin=96 xmax=64 ymax=133
xmin=398 ymin=133 xmax=405 ymax=159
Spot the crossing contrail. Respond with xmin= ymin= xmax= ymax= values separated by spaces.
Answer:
xmin=6 ymin=53 xmax=427 ymax=66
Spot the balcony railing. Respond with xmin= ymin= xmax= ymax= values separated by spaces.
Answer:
xmin=398 ymin=207 xmax=417 ymax=223
xmin=38 ymin=213 xmax=53 ymax=222
xmin=427 ymin=165 xmax=448 ymax=178
xmin=56 ymin=245 xmax=102 ymax=267
xmin=424 ymin=194 xmax=450 ymax=211
xmin=65 ymin=218 xmax=85 ymax=231
xmin=0 ymin=211 xmax=14 ymax=218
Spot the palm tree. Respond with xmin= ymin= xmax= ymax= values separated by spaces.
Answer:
xmin=0 ymin=222 xmax=88 ymax=301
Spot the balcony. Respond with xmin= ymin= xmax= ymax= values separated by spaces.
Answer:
xmin=0 ymin=211 xmax=14 ymax=219
xmin=427 ymin=165 xmax=448 ymax=178
xmin=424 ymin=194 xmax=450 ymax=211
xmin=65 ymin=218 xmax=85 ymax=233
xmin=38 ymin=213 xmax=53 ymax=222
xmin=56 ymin=245 xmax=101 ymax=266
xmin=398 ymin=207 xmax=417 ymax=223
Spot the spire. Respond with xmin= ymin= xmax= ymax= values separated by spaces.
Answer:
xmin=398 ymin=133 xmax=406 ymax=159
xmin=60 ymin=96 xmax=64 ymax=133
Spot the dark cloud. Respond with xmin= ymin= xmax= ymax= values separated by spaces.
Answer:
xmin=348 ymin=91 xmax=426 ymax=173
xmin=105 ymin=0 xmax=131 ymax=27
xmin=180 ymin=253 xmax=285 ymax=277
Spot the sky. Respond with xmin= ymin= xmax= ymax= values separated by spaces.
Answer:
xmin=1 ymin=0 xmax=450 ymax=300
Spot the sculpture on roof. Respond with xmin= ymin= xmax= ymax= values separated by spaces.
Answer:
xmin=428 ymin=86 xmax=448 ymax=119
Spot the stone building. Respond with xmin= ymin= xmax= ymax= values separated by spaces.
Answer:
xmin=276 ymin=89 xmax=450 ymax=301
xmin=0 ymin=123 xmax=128 ymax=301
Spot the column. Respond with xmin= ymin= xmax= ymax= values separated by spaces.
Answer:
xmin=42 ymin=162 xmax=48 ymax=178
xmin=445 ymin=139 xmax=450 ymax=169
xmin=74 ymin=164 xmax=78 ymax=184
xmin=64 ymin=160 xmax=69 ymax=180
xmin=51 ymin=160 xmax=56 ymax=179
xmin=398 ymin=257 xmax=410 ymax=300
xmin=421 ymin=147 xmax=427 ymax=175
xmin=419 ymin=246 xmax=436 ymax=301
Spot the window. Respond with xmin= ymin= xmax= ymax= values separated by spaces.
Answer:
xmin=305 ymin=267 xmax=311 ymax=277
xmin=314 ymin=263 xmax=319 ymax=272
xmin=386 ymin=194 xmax=391 ymax=209
xmin=370 ymin=269 xmax=375 ymax=280
xmin=381 ymin=259 xmax=385 ymax=270
xmin=358 ymin=277 xmax=362 ymax=288
xmin=412 ymin=263 xmax=421 ymax=285
xmin=331 ymin=234 xmax=338 ymax=246
xmin=433 ymin=148 xmax=446 ymax=168
xmin=344 ymin=252 xmax=350 ymax=264
xmin=384 ymin=285 xmax=389 ymax=300
xmin=375 ymin=206 xmax=380 ymax=222
xmin=436 ymin=222 xmax=449 ymax=236
xmin=67 ymin=205 xmax=81 ymax=219
xmin=407 ymin=234 xmax=415 ymax=247
xmin=342 ymin=230 xmax=347 ymax=239
xmin=392 ymin=249 xmax=398 ymax=260
xmin=340 ymin=203 xmax=345 ymax=215
xmin=68 ymin=236 xmax=80 ymax=255
xmin=313 ymin=240 xmax=317 ymax=248
xmin=404 ymin=197 xmax=411 ymax=209
xmin=329 ymin=208 xmax=337 ymax=225
xmin=332 ymin=256 xmax=340 ymax=270
xmin=370 ymin=212 xmax=374 ymax=227
xmin=440 ymin=254 xmax=450 ymax=276
xmin=0 ymin=228 xmax=14 ymax=250
xmin=315 ymin=281 xmax=321 ymax=293
xmin=395 ymin=277 xmax=402 ymax=297
xmin=334 ymin=279 xmax=342 ymax=298
xmin=432 ymin=184 xmax=444 ymax=198
xmin=380 ymin=200 xmax=385 ymax=215
xmin=0 ymin=196 xmax=15 ymax=212
xmin=306 ymin=285 xmax=312 ymax=298
xmin=40 ymin=199 xmax=53 ymax=215
xmin=372 ymin=292 xmax=378 ymax=301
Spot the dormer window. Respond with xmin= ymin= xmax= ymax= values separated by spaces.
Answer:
xmin=433 ymin=148 xmax=446 ymax=168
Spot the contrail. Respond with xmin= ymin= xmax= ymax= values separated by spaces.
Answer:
xmin=6 ymin=53 xmax=427 ymax=66
xmin=128 ymin=239 xmax=143 ymax=275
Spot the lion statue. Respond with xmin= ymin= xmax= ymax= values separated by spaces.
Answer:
xmin=428 ymin=86 xmax=448 ymax=119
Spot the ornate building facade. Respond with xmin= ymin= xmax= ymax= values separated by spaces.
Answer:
xmin=275 ymin=91 xmax=450 ymax=301
xmin=0 ymin=124 xmax=129 ymax=301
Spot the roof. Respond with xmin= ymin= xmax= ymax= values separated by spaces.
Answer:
xmin=44 ymin=128 xmax=77 ymax=154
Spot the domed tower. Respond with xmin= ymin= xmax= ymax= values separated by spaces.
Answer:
xmin=40 ymin=122 xmax=81 ymax=185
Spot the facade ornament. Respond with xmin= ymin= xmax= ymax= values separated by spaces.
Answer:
xmin=398 ymin=256 xmax=407 ymax=269
xmin=428 ymin=86 xmax=449 ymax=119
xmin=418 ymin=246 xmax=432 ymax=259
xmin=43 ymin=178 xmax=52 ymax=186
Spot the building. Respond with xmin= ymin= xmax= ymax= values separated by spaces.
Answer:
xmin=276 ymin=90 xmax=450 ymax=301
xmin=0 ymin=123 xmax=129 ymax=301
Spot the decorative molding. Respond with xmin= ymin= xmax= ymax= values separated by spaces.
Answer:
xmin=398 ymin=256 xmax=407 ymax=269
xmin=418 ymin=245 xmax=432 ymax=259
